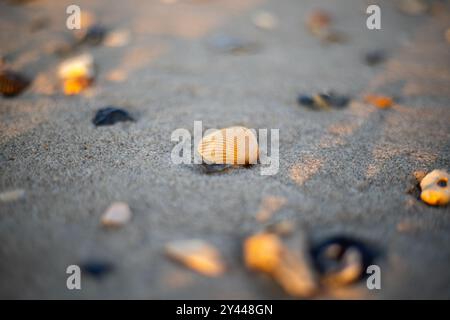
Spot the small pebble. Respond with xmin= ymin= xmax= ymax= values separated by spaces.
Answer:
xmin=364 ymin=94 xmax=394 ymax=109
xmin=364 ymin=50 xmax=386 ymax=66
xmin=100 ymin=202 xmax=132 ymax=227
xmin=79 ymin=25 xmax=108 ymax=46
xmin=252 ymin=11 xmax=278 ymax=30
xmin=165 ymin=239 xmax=225 ymax=277
xmin=297 ymin=92 xmax=349 ymax=110
xmin=80 ymin=261 xmax=114 ymax=279
xmin=420 ymin=169 xmax=449 ymax=206
xmin=93 ymin=107 xmax=134 ymax=126
xmin=0 ymin=189 xmax=25 ymax=203
xmin=0 ymin=70 xmax=30 ymax=97
xmin=305 ymin=9 xmax=345 ymax=43
xmin=310 ymin=236 xmax=376 ymax=286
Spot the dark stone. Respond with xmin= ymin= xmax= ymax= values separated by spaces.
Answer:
xmin=81 ymin=25 xmax=108 ymax=46
xmin=80 ymin=261 xmax=114 ymax=279
xmin=297 ymin=95 xmax=315 ymax=106
xmin=364 ymin=50 xmax=386 ymax=66
xmin=93 ymin=107 xmax=134 ymax=126
xmin=310 ymin=235 xmax=378 ymax=279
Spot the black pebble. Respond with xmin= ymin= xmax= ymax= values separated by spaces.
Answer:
xmin=297 ymin=95 xmax=315 ymax=107
xmin=364 ymin=50 xmax=386 ymax=66
xmin=81 ymin=25 xmax=107 ymax=46
xmin=310 ymin=235 xmax=378 ymax=278
xmin=80 ymin=261 xmax=114 ymax=279
xmin=93 ymin=107 xmax=134 ymax=126
xmin=297 ymin=92 xmax=349 ymax=110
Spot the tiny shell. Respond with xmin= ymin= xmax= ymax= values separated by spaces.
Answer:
xmin=420 ymin=169 xmax=449 ymax=206
xmin=165 ymin=239 xmax=225 ymax=277
xmin=252 ymin=11 xmax=278 ymax=30
xmin=364 ymin=94 xmax=393 ymax=109
xmin=0 ymin=70 xmax=30 ymax=97
xmin=198 ymin=126 xmax=259 ymax=165
xmin=58 ymin=53 xmax=95 ymax=80
xmin=101 ymin=202 xmax=132 ymax=227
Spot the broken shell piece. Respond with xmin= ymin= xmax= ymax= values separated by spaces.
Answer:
xmin=310 ymin=236 xmax=376 ymax=287
xmin=165 ymin=239 xmax=225 ymax=277
xmin=364 ymin=94 xmax=393 ymax=109
xmin=198 ymin=126 xmax=259 ymax=165
xmin=244 ymin=233 xmax=283 ymax=274
xmin=244 ymin=232 xmax=318 ymax=297
xmin=420 ymin=169 xmax=450 ymax=206
xmin=58 ymin=54 xmax=95 ymax=95
xmin=252 ymin=11 xmax=278 ymax=30
xmin=298 ymin=92 xmax=349 ymax=110
xmin=0 ymin=70 xmax=30 ymax=97
xmin=104 ymin=29 xmax=130 ymax=47
xmin=101 ymin=202 xmax=132 ymax=227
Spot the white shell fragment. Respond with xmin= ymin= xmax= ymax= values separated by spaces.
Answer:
xmin=198 ymin=126 xmax=259 ymax=165
xmin=58 ymin=53 xmax=95 ymax=80
xmin=165 ymin=239 xmax=225 ymax=277
xmin=0 ymin=189 xmax=25 ymax=203
xmin=100 ymin=202 xmax=132 ymax=227
xmin=252 ymin=11 xmax=278 ymax=30
xmin=104 ymin=29 xmax=130 ymax=47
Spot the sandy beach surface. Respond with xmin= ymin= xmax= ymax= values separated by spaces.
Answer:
xmin=1 ymin=0 xmax=449 ymax=299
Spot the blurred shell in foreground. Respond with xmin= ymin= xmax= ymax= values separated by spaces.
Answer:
xmin=0 ymin=70 xmax=30 ymax=97
xmin=198 ymin=126 xmax=259 ymax=165
xmin=58 ymin=53 xmax=94 ymax=95
xmin=165 ymin=239 xmax=225 ymax=277
xmin=420 ymin=169 xmax=449 ymax=206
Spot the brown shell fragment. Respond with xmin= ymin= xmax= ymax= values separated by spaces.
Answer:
xmin=243 ymin=232 xmax=318 ymax=297
xmin=0 ymin=70 xmax=30 ymax=97
xmin=165 ymin=239 xmax=225 ymax=277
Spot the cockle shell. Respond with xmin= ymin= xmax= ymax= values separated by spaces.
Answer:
xmin=420 ymin=169 xmax=449 ymax=206
xmin=197 ymin=126 xmax=259 ymax=165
